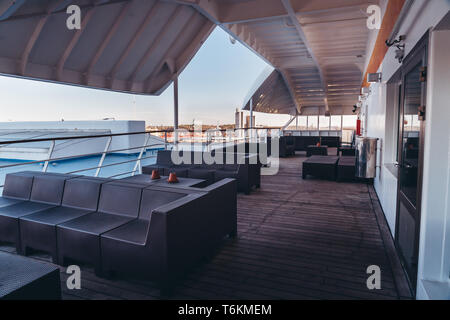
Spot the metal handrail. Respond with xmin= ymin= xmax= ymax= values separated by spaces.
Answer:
xmin=0 ymin=127 xmax=278 ymax=188
xmin=0 ymin=127 xmax=280 ymax=188
xmin=0 ymin=142 xmax=165 ymax=170
xmin=65 ymin=154 xmax=157 ymax=175
xmin=0 ymin=127 xmax=279 ymax=146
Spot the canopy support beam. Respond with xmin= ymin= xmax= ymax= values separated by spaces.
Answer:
xmin=281 ymin=0 xmax=329 ymax=112
xmin=281 ymin=112 xmax=298 ymax=131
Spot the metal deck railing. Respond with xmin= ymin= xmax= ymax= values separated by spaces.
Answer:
xmin=0 ymin=127 xmax=281 ymax=187
xmin=0 ymin=127 xmax=355 ymax=187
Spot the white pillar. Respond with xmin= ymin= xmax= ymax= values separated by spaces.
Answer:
xmin=249 ymin=98 xmax=253 ymax=128
xmin=249 ymin=98 xmax=253 ymax=141
xmin=173 ymin=77 xmax=179 ymax=144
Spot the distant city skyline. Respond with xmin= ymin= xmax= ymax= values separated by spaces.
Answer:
xmin=0 ymin=27 xmax=292 ymax=127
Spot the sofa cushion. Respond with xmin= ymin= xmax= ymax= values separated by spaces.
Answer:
xmin=222 ymin=164 xmax=239 ymax=172
xmin=214 ymin=170 xmax=238 ymax=182
xmin=164 ymin=167 xmax=189 ymax=178
xmin=204 ymin=163 xmax=225 ymax=170
xmin=139 ymin=189 xmax=186 ymax=220
xmin=188 ymin=168 xmax=215 ymax=186
xmin=0 ymin=197 xmax=23 ymax=208
xmin=156 ymin=150 xmax=174 ymax=166
xmin=101 ymin=219 xmax=149 ymax=245
xmin=62 ymin=178 xmax=103 ymax=211
xmin=98 ymin=182 xmax=142 ymax=217
xmin=142 ymin=165 xmax=168 ymax=175
xmin=30 ymin=175 xmax=67 ymax=205
xmin=2 ymin=173 xmax=34 ymax=200
xmin=58 ymin=212 xmax=133 ymax=236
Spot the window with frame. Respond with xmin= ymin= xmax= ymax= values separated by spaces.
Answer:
xmin=319 ymin=116 xmax=330 ymax=130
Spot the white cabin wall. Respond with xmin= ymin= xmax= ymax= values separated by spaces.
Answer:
xmin=416 ymin=27 xmax=450 ymax=300
xmin=364 ymin=0 xmax=450 ymax=299
xmin=366 ymin=82 xmax=398 ymax=233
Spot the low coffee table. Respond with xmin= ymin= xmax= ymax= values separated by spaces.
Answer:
xmin=302 ymin=156 xmax=339 ymax=180
xmin=120 ymin=174 xmax=206 ymax=188
xmin=0 ymin=251 xmax=61 ymax=300
xmin=306 ymin=145 xmax=328 ymax=157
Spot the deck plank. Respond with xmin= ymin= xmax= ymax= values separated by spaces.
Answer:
xmin=0 ymin=154 xmax=412 ymax=299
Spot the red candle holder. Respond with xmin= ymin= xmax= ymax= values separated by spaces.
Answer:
xmin=151 ymin=170 xmax=161 ymax=180
xmin=168 ymin=172 xmax=179 ymax=183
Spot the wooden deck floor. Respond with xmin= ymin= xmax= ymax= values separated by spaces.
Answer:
xmin=0 ymin=154 xmax=412 ymax=300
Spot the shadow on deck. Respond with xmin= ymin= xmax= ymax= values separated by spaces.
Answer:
xmin=0 ymin=154 xmax=413 ymax=300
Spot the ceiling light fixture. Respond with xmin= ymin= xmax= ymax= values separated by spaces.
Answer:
xmin=386 ymin=35 xmax=406 ymax=63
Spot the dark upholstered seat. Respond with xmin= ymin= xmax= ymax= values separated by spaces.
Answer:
xmin=0 ymin=202 xmax=54 ymax=218
xmin=19 ymin=177 xmax=107 ymax=263
xmin=306 ymin=145 xmax=328 ymax=157
xmin=279 ymin=136 xmax=296 ymax=157
xmin=321 ymin=137 xmax=341 ymax=148
xmin=0 ymin=197 xmax=23 ymax=208
xmin=100 ymin=189 xmax=191 ymax=281
xmin=101 ymin=219 xmax=149 ymax=245
xmin=139 ymin=189 xmax=188 ymax=219
xmin=142 ymin=150 xmax=259 ymax=194
xmin=142 ymin=164 xmax=168 ymax=175
xmin=102 ymin=189 xmax=187 ymax=245
xmin=0 ymin=174 xmax=73 ymax=252
xmin=187 ymin=168 xmax=215 ymax=186
xmin=148 ymin=179 xmax=238 ymax=241
xmin=291 ymin=136 xmax=340 ymax=151
xmin=0 ymin=172 xmax=34 ymax=208
xmin=57 ymin=181 xmax=143 ymax=273
xmin=214 ymin=169 xmax=238 ymax=182
xmin=164 ymin=167 xmax=188 ymax=177
xmin=222 ymin=163 xmax=239 ymax=171
xmin=101 ymin=180 xmax=238 ymax=294
xmin=60 ymin=213 xmax=132 ymax=235
xmin=340 ymin=147 xmax=356 ymax=156
xmin=337 ymin=157 xmax=356 ymax=182
xmin=21 ymin=207 xmax=92 ymax=226
xmin=302 ymin=156 xmax=339 ymax=181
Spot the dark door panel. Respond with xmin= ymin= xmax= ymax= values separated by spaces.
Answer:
xmin=395 ymin=32 xmax=428 ymax=292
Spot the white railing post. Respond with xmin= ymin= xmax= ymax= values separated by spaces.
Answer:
xmin=173 ymin=77 xmax=179 ymax=145
xmin=132 ymin=133 xmax=150 ymax=176
xmin=95 ymin=136 xmax=112 ymax=177
xmin=164 ymin=131 xmax=168 ymax=150
xmin=42 ymin=140 xmax=55 ymax=172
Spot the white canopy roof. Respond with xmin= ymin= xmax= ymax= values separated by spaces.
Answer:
xmin=0 ymin=0 xmax=214 ymax=95
xmin=0 ymin=0 xmax=377 ymax=115
xmin=228 ymin=0 xmax=376 ymax=115
xmin=242 ymin=69 xmax=296 ymax=115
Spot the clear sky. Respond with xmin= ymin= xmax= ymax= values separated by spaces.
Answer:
xmin=0 ymin=27 xmax=291 ymax=127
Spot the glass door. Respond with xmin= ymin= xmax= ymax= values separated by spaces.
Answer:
xmin=395 ymin=34 xmax=428 ymax=291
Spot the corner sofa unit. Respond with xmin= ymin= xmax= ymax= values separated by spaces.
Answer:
xmin=0 ymin=171 xmax=237 ymax=295
xmin=101 ymin=179 xmax=237 ymax=293
xmin=142 ymin=150 xmax=259 ymax=194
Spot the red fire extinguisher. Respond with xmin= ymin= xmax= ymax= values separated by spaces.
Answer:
xmin=356 ymin=119 xmax=361 ymax=136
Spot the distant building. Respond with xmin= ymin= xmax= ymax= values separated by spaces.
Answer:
xmin=245 ymin=115 xmax=255 ymax=128
xmin=235 ymin=109 xmax=244 ymax=129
